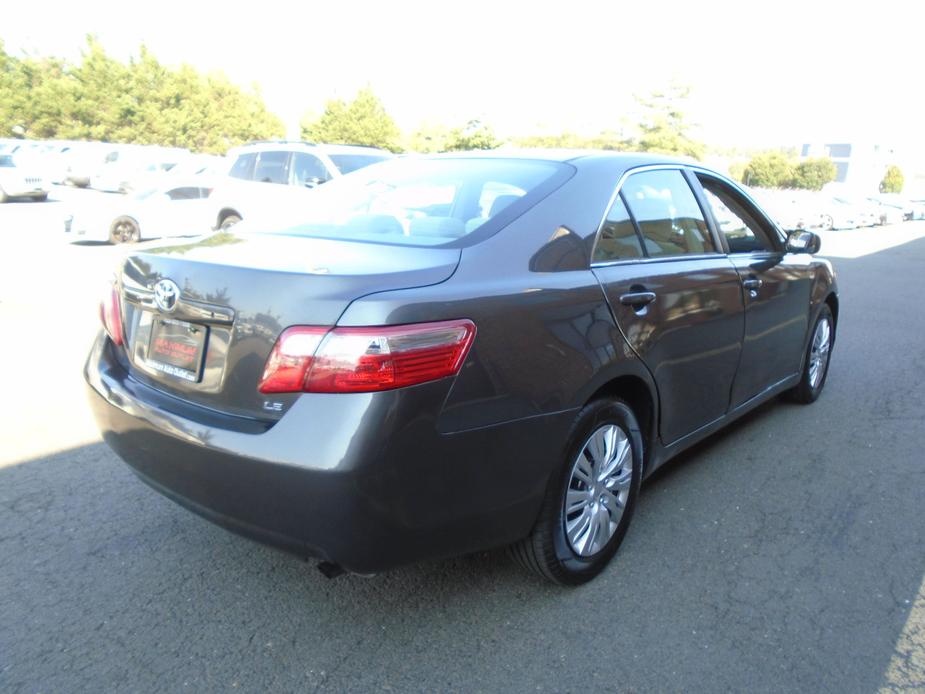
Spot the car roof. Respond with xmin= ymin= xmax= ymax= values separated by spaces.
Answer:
xmin=420 ymin=148 xmax=695 ymax=167
xmin=230 ymin=141 xmax=392 ymax=156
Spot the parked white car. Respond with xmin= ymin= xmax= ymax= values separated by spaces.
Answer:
xmin=749 ymin=188 xmax=822 ymax=231
xmin=0 ymin=154 xmax=49 ymax=202
xmin=91 ymin=146 xmax=191 ymax=193
xmin=64 ymin=143 xmax=121 ymax=188
xmin=872 ymin=194 xmax=925 ymax=221
xmin=65 ymin=179 xmax=216 ymax=243
xmin=211 ymin=141 xmax=393 ymax=229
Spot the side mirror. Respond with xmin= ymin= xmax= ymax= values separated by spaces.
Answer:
xmin=303 ymin=177 xmax=327 ymax=189
xmin=786 ymin=230 xmax=821 ymax=254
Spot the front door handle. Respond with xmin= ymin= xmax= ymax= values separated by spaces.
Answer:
xmin=619 ymin=291 xmax=657 ymax=307
xmin=742 ymin=278 xmax=763 ymax=290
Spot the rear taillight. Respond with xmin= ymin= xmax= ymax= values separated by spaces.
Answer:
xmin=258 ymin=320 xmax=476 ymax=394
xmin=100 ymin=284 xmax=124 ymax=346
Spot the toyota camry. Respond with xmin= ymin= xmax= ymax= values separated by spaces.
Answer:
xmin=86 ymin=151 xmax=837 ymax=584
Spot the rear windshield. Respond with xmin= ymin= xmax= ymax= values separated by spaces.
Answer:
xmin=328 ymin=153 xmax=391 ymax=175
xmin=248 ymin=157 xmax=564 ymax=246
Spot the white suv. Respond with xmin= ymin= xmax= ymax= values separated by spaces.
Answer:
xmin=212 ymin=141 xmax=392 ymax=229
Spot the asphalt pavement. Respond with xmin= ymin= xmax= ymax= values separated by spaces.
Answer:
xmin=1 ymin=193 xmax=924 ymax=692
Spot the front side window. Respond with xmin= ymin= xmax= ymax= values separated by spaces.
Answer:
xmin=253 ymin=151 xmax=290 ymax=185
xmin=593 ymin=193 xmax=644 ymax=262
xmin=291 ymin=152 xmax=330 ymax=186
xmin=702 ymin=189 xmax=772 ymax=253
xmin=698 ymin=176 xmax=777 ymax=253
xmin=621 ymin=170 xmax=715 ymax=257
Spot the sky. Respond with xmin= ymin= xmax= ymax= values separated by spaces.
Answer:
xmin=3 ymin=0 xmax=924 ymax=153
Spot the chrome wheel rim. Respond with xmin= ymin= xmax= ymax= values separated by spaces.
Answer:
xmin=808 ymin=317 xmax=832 ymax=389
xmin=113 ymin=220 xmax=136 ymax=243
xmin=564 ymin=423 xmax=633 ymax=557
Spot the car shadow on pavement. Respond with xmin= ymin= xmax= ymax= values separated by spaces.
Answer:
xmin=2 ymin=392 xmax=923 ymax=693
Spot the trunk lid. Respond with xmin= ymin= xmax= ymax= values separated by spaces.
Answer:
xmin=117 ymin=231 xmax=460 ymax=420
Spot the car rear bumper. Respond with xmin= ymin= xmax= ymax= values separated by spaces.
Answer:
xmin=85 ymin=332 xmax=575 ymax=574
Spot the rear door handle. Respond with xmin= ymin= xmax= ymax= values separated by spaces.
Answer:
xmin=619 ymin=291 xmax=657 ymax=307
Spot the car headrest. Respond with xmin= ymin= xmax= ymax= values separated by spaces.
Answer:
xmin=489 ymin=194 xmax=521 ymax=218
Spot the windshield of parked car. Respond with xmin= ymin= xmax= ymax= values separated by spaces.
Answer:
xmin=247 ymin=157 xmax=565 ymax=246
xmin=327 ymin=153 xmax=391 ymax=175
xmin=0 ymin=155 xmax=15 ymax=167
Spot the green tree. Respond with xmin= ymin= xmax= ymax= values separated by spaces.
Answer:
xmin=790 ymin=157 xmax=837 ymax=191
xmin=443 ymin=119 xmax=501 ymax=151
xmin=0 ymin=37 xmax=283 ymax=151
xmin=406 ymin=122 xmax=452 ymax=153
xmin=880 ymin=165 xmax=904 ymax=193
xmin=742 ymin=150 xmax=796 ymax=188
xmin=727 ymin=161 xmax=746 ymax=183
xmin=301 ymin=86 xmax=401 ymax=151
xmin=630 ymin=85 xmax=704 ymax=160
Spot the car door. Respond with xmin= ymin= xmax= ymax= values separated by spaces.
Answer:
xmin=692 ymin=172 xmax=812 ymax=408
xmin=290 ymin=152 xmax=332 ymax=188
xmin=159 ymin=186 xmax=208 ymax=237
xmin=592 ymin=167 xmax=745 ymax=445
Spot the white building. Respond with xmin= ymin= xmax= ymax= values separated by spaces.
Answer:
xmin=800 ymin=143 xmax=897 ymax=193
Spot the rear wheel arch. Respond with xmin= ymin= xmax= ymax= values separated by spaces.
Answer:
xmin=825 ymin=292 xmax=839 ymax=329
xmin=586 ymin=375 xmax=656 ymax=473
xmin=217 ymin=208 xmax=241 ymax=229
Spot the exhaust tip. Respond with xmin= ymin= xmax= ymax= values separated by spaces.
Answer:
xmin=317 ymin=561 xmax=346 ymax=579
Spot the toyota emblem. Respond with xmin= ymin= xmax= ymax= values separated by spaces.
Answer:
xmin=153 ymin=279 xmax=181 ymax=313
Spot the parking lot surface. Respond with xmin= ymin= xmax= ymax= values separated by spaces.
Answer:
xmin=1 ymin=190 xmax=924 ymax=692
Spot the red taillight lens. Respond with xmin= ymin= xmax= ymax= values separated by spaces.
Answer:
xmin=258 ymin=320 xmax=476 ymax=394
xmin=257 ymin=327 xmax=328 ymax=394
xmin=99 ymin=284 xmax=124 ymax=346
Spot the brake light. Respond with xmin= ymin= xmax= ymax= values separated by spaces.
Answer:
xmin=258 ymin=320 xmax=476 ymax=394
xmin=99 ymin=284 xmax=124 ymax=346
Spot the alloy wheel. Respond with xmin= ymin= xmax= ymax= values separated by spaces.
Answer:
xmin=808 ymin=317 xmax=832 ymax=389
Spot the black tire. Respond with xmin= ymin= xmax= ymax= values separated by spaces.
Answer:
xmin=509 ymin=398 xmax=643 ymax=585
xmin=219 ymin=213 xmax=242 ymax=230
xmin=109 ymin=216 xmax=140 ymax=244
xmin=786 ymin=304 xmax=834 ymax=404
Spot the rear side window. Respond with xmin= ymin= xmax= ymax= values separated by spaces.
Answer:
xmin=593 ymin=194 xmax=644 ymax=262
xmin=166 ymin=187 xmax=200 ymax=201
xmin=253 ymin=151 xmax=290 ymax=185
xmin=621 ymin=170 xmax=715 ymax=257
xmin=228 ymin=152 xmax=256 ymax=180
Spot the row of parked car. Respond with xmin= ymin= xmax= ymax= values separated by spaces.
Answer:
xmin=750 ymin=186 xmax=925 ymax=232
xmin=2 ymin=137 xmax=923 ymax=243
xmin=0 ymin=138 xmax=393 ymax=243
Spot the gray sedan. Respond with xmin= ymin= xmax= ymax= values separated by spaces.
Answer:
xmin=86 ymin=151 xmax=837 ymax=585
